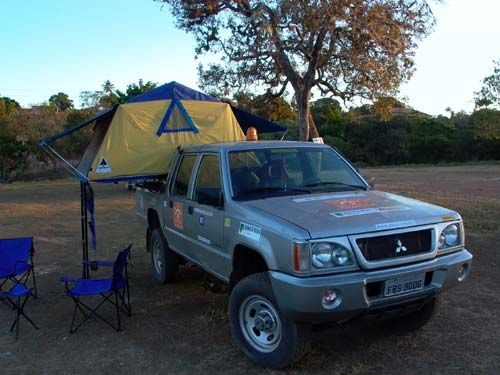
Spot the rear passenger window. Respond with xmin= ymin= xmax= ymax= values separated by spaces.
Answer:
xmin=172 ymin=154 xmax=197 ymax=197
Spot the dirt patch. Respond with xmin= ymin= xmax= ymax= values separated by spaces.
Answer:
xmin=0 ymin=166 xmax=499 ymax=375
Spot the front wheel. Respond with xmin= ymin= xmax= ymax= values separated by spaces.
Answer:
xmin=149 ymin=228 xmax=179 ymax=284
xmin=228 ymin=272 xmax=310 ymax=369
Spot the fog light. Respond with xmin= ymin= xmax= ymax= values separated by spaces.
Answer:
xmin=322 ymin=289 xmax=337 ymax=305
xmin=458 ymin=263 xmax=468 ymax=281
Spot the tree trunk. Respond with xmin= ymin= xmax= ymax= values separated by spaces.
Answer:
xmin=295 ymin=89 xmax=319 ymax=141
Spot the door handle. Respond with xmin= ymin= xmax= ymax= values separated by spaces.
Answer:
xmin=188 ymin=206 xmax=194 ymax=215
xmin=168 ymin=200 xmax=173 ymax=208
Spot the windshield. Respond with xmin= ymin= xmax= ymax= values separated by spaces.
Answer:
xmin=229 ymin=147 xmax=366 ymax=200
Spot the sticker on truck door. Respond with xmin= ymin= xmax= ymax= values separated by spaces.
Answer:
xmin=173 ymin=202 xmax=184 ymax=230
xmin=239 ymin=222 xmax=261 ymax=241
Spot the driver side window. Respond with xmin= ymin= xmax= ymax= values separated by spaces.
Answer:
xmin=193 ymin=154 xmax=223 ymax=207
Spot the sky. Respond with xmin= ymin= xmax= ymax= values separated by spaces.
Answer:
xmin=0 ymin=0 xmax=499 ymax=116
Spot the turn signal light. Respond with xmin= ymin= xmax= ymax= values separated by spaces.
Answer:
xmin=293 ymin=242 xmax=310 ymax=272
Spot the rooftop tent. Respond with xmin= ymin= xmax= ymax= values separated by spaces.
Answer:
xmin=41 ymin=81 xmax=286 ymax=183
xmin=37 ymin=82 xmax=286 ymax=277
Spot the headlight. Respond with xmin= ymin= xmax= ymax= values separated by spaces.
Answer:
xmin=311 ymin=243 xmax=333 ymax=268
xmin=332 ymin=247 xmax=350 ymax=266
xmin=439 ymin=223 xmax=461 ymax=249
xmin=312 ymin=243 xmax=353 ymax=269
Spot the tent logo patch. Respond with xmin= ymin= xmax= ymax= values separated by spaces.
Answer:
xmin=96 ymin=157 xmax=111 ymax=174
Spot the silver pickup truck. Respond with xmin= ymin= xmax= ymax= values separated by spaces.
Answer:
xmin=136 ymin=140 xmax=472 ymax=368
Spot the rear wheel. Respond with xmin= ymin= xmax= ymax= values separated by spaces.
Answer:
xmin=149 ymin=228 xmax=178 ymax=284
xmin=228 ymin=272 xmax=311 ymax=369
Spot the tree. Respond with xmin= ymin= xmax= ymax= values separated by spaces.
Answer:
xmin=48 ymin=92 xmax=74 ymax=112
xmin=311 ymin=97 xmax=344 ymax=137
xmin=14 ymin=105 xmax=68 ymax=170
xmin=0 ymin=96 xmax=20 ymax=114
xmin=0 ymin=96 xmax=25 ymax=181
xmin=80 ymin=90 xmax=103 ymax=109
xmin=474 ymin=60 xmax=500 ymax=108
xmin=80 ymin=79 xmax=157 ymax=110
xmin=99 ymin=80 xmax=120 ymax=108
xmin=161 ymin=0 xmax=435 ymax=140
xmin=102 ymin=80 xmax=115 ymax=94
xmin=115 ymin=79 xmax=157 ymax=102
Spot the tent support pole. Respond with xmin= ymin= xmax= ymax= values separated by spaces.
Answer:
xmin=80 ymin=181 xmax=89 ymax=279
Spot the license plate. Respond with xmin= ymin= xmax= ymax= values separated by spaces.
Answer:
xmin=384 ymin=274 xmax=425 ymax=297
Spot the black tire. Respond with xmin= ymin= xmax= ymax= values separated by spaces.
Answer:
xmin=228 ymin=272 xmax=311 ymax=369
xmin=149 ymin=228 xmax=179 ymax=284
xmin=387 ymin=296 xmax=439 ymax=333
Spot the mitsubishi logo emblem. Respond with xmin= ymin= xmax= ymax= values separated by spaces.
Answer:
xmin=396 ymin=239 xmax=407 ymax=253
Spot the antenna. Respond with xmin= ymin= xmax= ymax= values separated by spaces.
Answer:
xmin=279 ymin=129 xmax=288 ymax=141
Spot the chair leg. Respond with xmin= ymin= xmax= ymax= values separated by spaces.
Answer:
xmin=70 ymin=297 xmax=80 ymax=333
xmin=9 ymin=298 xmax=18 ymax=332
xmin=70 ymin=294 xmax=120 ymax=333
xmin=126 ymin=280 xmax=131 ymax=316
xmin=117 ymin=289 xmax=131 ymax=317
xmin=115 ymin=292 xmax=121 ymax=332
xmin=15 ymin=297 xmax=20 ymax=339
xmin=31 ymin=264 xmax=38 ymax=299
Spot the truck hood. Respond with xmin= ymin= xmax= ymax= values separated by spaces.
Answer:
xmin=244 ymin=190 xmax=459 ymax=239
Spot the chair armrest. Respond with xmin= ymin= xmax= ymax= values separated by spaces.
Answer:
xmin=59 ymin=276 xmax=80 ymax=283
xmin=82 ymin=260 xmax=114 ymax=267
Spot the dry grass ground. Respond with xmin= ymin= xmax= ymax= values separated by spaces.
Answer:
xmin=0 ymin=164 xmax=499 ymax=375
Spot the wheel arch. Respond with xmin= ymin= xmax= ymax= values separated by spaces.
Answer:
xmin=230 ymin=244 xmax=270 ymax=289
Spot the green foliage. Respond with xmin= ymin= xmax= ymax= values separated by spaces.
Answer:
xmin=0 ymin=96 xmax=21 ymax=114
xmin=57 ymin=108 xmax=98 ymax=159
xmin=475 ymin=60 xmax=500 ymax=109
xmin=0 ymin=97 xmax=96 ymax=180
xmin=0 ymin=98 xmax=27 ymax=181
xmin=233 ymin=92 xmax=296 ymax=121
xmin=80 ymin=79 xmax=157 ymax=110
xmin=48 ymin=92 xmax=74 ymax=112
xmin=469 ymin=109 xmax=500 ymax=160
xmin=115 ymin=79 xmax=157 ymax=102
xmin=284 ymin=98 xmax=500 ymax=166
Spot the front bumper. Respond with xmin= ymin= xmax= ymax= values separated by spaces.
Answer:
xmin=269 ymin=249 xmax=472 ymax=323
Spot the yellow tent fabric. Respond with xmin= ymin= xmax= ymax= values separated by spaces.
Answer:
xmin=88 ymin=100 xmax=245 ymax=181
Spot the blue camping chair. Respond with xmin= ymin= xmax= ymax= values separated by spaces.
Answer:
xmin=1 ymin=284 xmax=38 ymax=339
xmin=0 ymin=237 xmax=38 ymax=298
xmin=60 ymin=245 xmax=132 ymax=333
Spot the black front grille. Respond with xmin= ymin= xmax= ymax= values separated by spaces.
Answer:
xmin=356 ymin=229 xmax=432 ymax=261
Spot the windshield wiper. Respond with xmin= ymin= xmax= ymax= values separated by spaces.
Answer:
xmin=304 ymin=181 xmax=367 ymax=191
xmin=239 ymin=187 xmax=312 ymax=196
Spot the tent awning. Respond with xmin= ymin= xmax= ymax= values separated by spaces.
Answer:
xmin=39 ymin=105 xmax=118 ymax=145
xmin=230 ymin=105 xmax=286 ymax=134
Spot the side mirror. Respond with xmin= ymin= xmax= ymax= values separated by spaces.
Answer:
xmin=360 ymin=175 xmax=375 ymax=189
xmin=367 ymin=176 xmax=375 ymax=189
